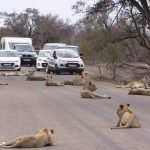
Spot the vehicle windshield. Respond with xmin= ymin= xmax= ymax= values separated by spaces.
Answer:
xmin=57 ymin=49 xmax=79 ymax=58
xmin=58 ymin=46 xmax=80 ymax=54
xmin=0 ymin=51 xmax=18 ymax=57
xmin=14 ymin=44 xmax=34 ymax=52
xmin=38 ymin=51 xmax=51 ymax=57
xmin=43 ymin=45 xmax=61 ymax=50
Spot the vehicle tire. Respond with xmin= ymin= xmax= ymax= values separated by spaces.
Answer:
xmin=17 ymin=68 xmax=21 ymax=71
xmin=78 ymin=71 xmax=83 ymax=75
xmin=70 ymin=71 xmax=74 ymax=75
xmin=46 ymin=66 xmax=51 ymax=74
xmin=55 ymin=65 xmax=60 ymax=75
xmin=36 ymin=68 xmax=40 ymax=71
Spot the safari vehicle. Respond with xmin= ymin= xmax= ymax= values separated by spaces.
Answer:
xmin=1 ymin=37 xmax=37 ymax=66
xmin=46 ymin=48 xmax=84 ymax=74
xmin=0 ymin=50 xmax=21 ymax=71
xmin=36 ymin=50 xmax=52 ymax=71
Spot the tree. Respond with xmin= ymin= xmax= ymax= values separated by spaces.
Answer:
xmin=73 ymin=0 xmax=150 ymax=51
xmin=101 ymin=43 xmax=124 ymax=80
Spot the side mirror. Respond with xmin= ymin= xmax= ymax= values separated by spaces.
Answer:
xmin=53 ymin=51 xmax=57 ymax=59
xmin=80 ymin=52 xmax=83 ymax=58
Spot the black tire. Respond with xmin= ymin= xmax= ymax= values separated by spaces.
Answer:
xmin=55 ymin=65 xmax=60 ymax=75
xmin=17 ymin=68 xmax=21 ymax=71
xmin=78 ymin=71 xmax=83 ymax=75
xmin=36 ymin=68 xmax=40 ymax=71
xmin=46 ymin=66 xmax=51 ymax=74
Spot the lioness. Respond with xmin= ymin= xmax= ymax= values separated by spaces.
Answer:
xmin=116 ymin=76 xmax=150 ymax=89
xmin=45 ymin=75 xmax=64 ymax=86
xmin=111 ymin=104 xmax=141 ymax=129
xmin=0 ymin=71 xmax=27 ymax=77
xmin=0 ymin=128 xmax=55 ymax=148
xmin=81 ymin=80 xmax=111 ymax=99
xmin=26 ymin=70 xmax=46 ymax=81
xmin=129 ymin=88 xmax=150 ymax=96
xmin=63 ymin=72 xmax=89 ymax=86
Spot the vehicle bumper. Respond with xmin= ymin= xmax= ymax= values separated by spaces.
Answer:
xmin=0 ymin=63 xmax=20 ymax=70
xmin=21 ymin=57 xmax=36 ymax=65
xmin=36 ymin=62 xmax=48 ymax=69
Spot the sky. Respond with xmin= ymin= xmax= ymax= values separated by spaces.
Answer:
xmin=0 ymin=0 xmax=95 ymax=24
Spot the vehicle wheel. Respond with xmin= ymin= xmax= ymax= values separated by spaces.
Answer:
xmin=78 ymin=71 xmax=83 ymax=75
xmin=36 ymin=68 xmax=40 ymax=71
xmin=17 ymin=68 xmax=21 ymax=71
xmin=70 ymin=71 xmax=74 ymax=75
xmin=46 ymin=66 xmax=51 ymax=74
xmin=55 ymin=65 xmax=60 ymax=75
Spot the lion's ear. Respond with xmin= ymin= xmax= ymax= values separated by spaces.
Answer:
xmin=119 ymin=104 xmax=124 ymax=109
xmin=127 ymin=103 xmax=130 ymax=107
xmin=50 ymin=129 xmax=54 ymax=134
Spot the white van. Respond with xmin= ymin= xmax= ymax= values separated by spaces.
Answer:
xmin=1 ymin=37 xmax=37 ymax=66
xmin=43 ymin=43 xmax=66 ymax=50
xmin=46 ymin=48 xmax=84 ymax=74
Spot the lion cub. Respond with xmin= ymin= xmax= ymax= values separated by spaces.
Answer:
xmin=63 ymin=72 xmax=89 ymax=86
xmin=45 ymin=75 xmax=64 ymax=86
xmin=81 ymin=80 xmax=111 ymax=99
xmin=111 ymin=104 xmax=141 ymax=129
xmin=26 ymin=70 xmax=46 ymax=81
xmin=0 ymin=128 xmax=55 ymax=148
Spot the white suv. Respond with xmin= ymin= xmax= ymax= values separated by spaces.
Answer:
xmin=46 ymin=48 xmax=84 ymax=74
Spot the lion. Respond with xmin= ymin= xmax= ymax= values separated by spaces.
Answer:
xmin=0 ymin=128 xmax=55 ymax=148
xmin=111 ymin=104 xmax=141 ymax=129
xmin=0 ymin=71 xmax=27 ymax=77
xmin=26 ymin=70 xmax=46 ymax=81
xmin=116 ymin=76 xmax=150 ymax=89
xmin=128 ymin=88 xmax=150 ymax=96
xmin=63 ymin=72 xmax=89 ymax=86
xmin=45 ymin=75 xmax=64 ymax=86
xmin=81 ymin=80 xmax=111 ymax=99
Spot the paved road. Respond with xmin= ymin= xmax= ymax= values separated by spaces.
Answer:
xmin=0 ymin=67 xmax=150 ymax=150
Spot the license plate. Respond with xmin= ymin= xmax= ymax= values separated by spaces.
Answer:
xmin=69 ymin=64 xmax=76 ymax=67
xmin=3 ymin=64 xmax=11 ymax=66
xmin=23 ymin=59 xmax=30 ymax=61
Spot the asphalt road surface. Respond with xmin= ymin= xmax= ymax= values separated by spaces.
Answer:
xmin=0 ymin=67 xmax=150 ymax=150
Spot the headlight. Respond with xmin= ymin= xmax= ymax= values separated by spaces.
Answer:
xmin=60 ymin=59 xmax=66 ymax=63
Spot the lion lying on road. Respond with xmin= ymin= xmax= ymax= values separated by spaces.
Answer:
xmin=81 ymin=80 xmax=111 ymax=99
xmin=0 ymin=128 xmax=55 ymax=148
xmin=128 ymin=88 xmax=150 ymax=96
xmin=45 ymin=75 xmax=64 ymax=86
xmin=116 ymin=76 xmax=150 ymax=89
xmin=26 ymin=70 xmax=46 ymax=81
xmin=63 ymin=72 xmax=89 ymax=86
xmin=111 ymin=104 xmax=141 ymax=129
xmin=0 ymin=71 xmax=27 ymax=77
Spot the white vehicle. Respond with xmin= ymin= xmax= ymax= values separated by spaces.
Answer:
xmin=43 ymin=43 xmax=66 ymax=50
xmin=46 ymin=48 xmax=84 ymax=74
xmin=1 ymin=37 xmax=37 ymax=66
xmin=0 ymin=50 xmax=21 ymax=71
xmin=36 ymin=50 xmax=52 ymax=71
xmin=1 ymin=37 xmax=32 ymax=49
xmin=58 ymin=45 xmax=83 ymax=57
